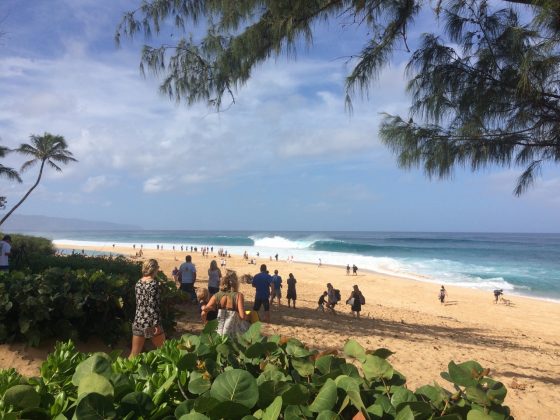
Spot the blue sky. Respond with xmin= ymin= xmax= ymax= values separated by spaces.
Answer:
xmin=1 ymin=0 xmax=559 ymax=232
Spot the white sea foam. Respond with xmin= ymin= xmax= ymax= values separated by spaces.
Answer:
xmin=249 ymin=235 xmax=319 ymax=249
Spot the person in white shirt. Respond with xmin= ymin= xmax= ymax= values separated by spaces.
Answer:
xmin=0 ymin=235 xmax=12 ymax=272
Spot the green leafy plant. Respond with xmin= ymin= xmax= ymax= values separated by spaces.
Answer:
xmin=0 ymin=265 xmax=180 ymax=346
xmin=0 ymin=324 xmax=512 ymax=419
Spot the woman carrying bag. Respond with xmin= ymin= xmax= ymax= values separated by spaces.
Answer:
xmin=202 ymin=270 xmax=249 ymax=336
xmin=346 ymin=284 xmax=365 ymax=319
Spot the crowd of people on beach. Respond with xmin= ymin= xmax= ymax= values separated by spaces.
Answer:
xmin=127 ymin=247 xmax=512 ymax=356
xmin=128 ymin=251 xmax=368 ymax=356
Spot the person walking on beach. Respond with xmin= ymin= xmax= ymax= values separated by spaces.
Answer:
xmin=0 ymin=235 xmax=12 ymax=272
xmin=252 ymin=264 xmax=272 ymax=322
xmin=208 ymin=260 xmax=222 ymax=295
xmin=269 ymin=269 xmax=282 ymax=308
xmin=439 ymin=286 xmax=448 ymax=304
xmin=129 ymin=259 xmax=165 ymax=357
xmin=179 ymin=255 xmax=197 ymax=302
xmin=286 ymin=273 xmax=297 ymax=308
xmin=346 ymin=264 xmax=350 ymax=275
xmin=326 ymin=283 xmax=339 ymax=314
xmin=352 ymin=264 xmax=358 ymax=275
xmin=347 ymin=285 xmax=365 ymax=319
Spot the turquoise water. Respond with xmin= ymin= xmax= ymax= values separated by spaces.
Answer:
xmin=35 ymin=230 xmax=560 ymax=301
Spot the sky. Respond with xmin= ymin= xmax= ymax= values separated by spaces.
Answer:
xmin=1 ymin=0 xmax=559 ymax=232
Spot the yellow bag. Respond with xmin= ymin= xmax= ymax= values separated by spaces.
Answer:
xmin=245 ymin=310 xmax=260 ymax=324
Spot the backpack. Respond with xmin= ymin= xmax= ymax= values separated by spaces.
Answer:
xmin=334 ymin=289 xmax=341 ymax=302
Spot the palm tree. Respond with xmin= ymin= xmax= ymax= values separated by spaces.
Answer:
xmin=0 ymin=133 xmax=77 ymax=226
xmin=0 ymin=145 xmax=22 ymax=182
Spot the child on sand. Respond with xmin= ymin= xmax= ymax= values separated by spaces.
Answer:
xmin=316 ymin=291 xmax=328 ymax=311
xmin=197 ymin=288 xmax=217 ymax=322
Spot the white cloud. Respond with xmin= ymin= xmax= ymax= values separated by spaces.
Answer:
xmin=143 ymin=176 xmax=173 ymax=193
xmin=82 ymin=175 xmax=116 ymax=193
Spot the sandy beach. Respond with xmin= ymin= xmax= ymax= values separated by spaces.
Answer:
xmin=1 ymin=244 xmax=559 ymax=419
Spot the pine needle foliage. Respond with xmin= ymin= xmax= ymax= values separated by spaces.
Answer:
xmin=117 ymin=0 xmax=560 ymax=194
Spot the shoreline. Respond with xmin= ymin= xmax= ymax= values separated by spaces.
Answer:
xmin=53 ymin=240 xmax=560 ymax=304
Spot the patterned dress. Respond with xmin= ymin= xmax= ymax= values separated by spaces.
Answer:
xmin=132 ymin=279 xmax=162 ymax=338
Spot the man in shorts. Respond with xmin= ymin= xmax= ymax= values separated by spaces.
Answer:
xmin=252 ymin=264 xmax=272 ymax=322
xmin=269 ymin=269 xmax=282 ymax=308
xmin=179 ymin=255 xmax=197 ymax=303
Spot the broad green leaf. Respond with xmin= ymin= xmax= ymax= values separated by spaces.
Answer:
xmin=258 ymin=381 xmax=290 ymax=407
xmin=286 ymin=341 xmax=313 ymax=358
xmin=73 ymin=393 xmax=116 ymax=419
xmin=316 ymin=410 xmax=340 ymax=420
xmin=283 ymin=405 xmax=306 ymax=419
xmin=486 ymin=381 xmax=507 ymax=404
xmin=281 ymin=384 xmax=309 ymax=406
xmin=242 ymin=322 xmax=262 ymax=343
xmin=395 ymin=405 xmax=414 ymax=420
xmin=210 ymin=369 xmax=258 ymax=408
xmin=207 ymin=401 xmax=250 ymax=419
xmin=415 ymin=384 xmax=445 ymax=406
xmin=245 ymin=342 xmax=266 ymax=358
xmin=262 ymin=396 xmax=282 ymax=420
xmin=119 ymin=392 xmax=154 ymax=416
xmin=72 ymin=354 xmax=112 ymax=386
xmin=175 ymin=401 xmax=195 ymax=418
xmin=467 ymin=410 xmax=494 ymax=420
xmin=390 ymin=386 xmax=417 ymax=407
xmin=193 ymin=396 xmax=220 ymax=414
xmin=203 ymin=319 xmax=218 ymax=334
xmin=19 ymin=407 xmax=50 ymax=419
xmin=188 ymin=371 xmax=212 ymax=395
xmin=291 ymin=358 xmax=314 ymax=377
xmin=309 ymin=378 xmax=337 ymax=413
xmin=447 ymin=361 xmax=483 ymax=387
xmin=366 ymin=403 xmax=384 ymax=417
xmin=315 ymin=355 xmax=336 ymax=375
xmin=77 ymin=373 xmax=114 ymax=398
xmin=395 ymin=401 xmax=433 ymax=419
xmin=343 ymin=340 xmax=366 ymax=363
xmin=466 ymin=386 xmax=491 ymax=406
xmin=362 ymin=355 xmax=393 ymax=380
xmin=179 ymin=413 xmax=211 ymax=420
xmin=335 ymin=375 xmax=365 ymax=412
xmin=178 ymin=353 xmax=198 ymax=371
xmin=339 ymin=363 xmax=361 ymax=380
xmin=3 ymin=385 xmax=41 ymax=409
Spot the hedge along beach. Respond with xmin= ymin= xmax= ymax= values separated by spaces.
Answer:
xmin=21 ymin=232 xmax=558 ymax=419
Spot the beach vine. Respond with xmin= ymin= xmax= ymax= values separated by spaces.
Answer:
xmin=0 ymin=322 xmax=511 ymax=419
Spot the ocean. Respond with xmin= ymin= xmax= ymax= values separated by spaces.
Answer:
xmin=40 ymin=230 xmax=560 ymax=302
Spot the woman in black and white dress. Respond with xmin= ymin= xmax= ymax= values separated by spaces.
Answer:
xmin=129 ymin=259 xmax=165 ymax=357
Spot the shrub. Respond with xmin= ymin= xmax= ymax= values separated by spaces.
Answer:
xmin=0 ymin=324 xmax=512 ymax=419
xmin=1 ymin=233 xmax=56 ymax=271
xmin=0 ymin=267 xmax=180 ymax=346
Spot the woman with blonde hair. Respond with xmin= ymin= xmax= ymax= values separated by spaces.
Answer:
xmin=207 ymin=259 xmax=222 ymax=295
xmin=202 ymin=270 xmax=247 ymax=334
xmin=129 ymin=259 xmax=165 ymax=357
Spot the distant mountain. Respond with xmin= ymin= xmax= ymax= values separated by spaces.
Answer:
xmin=0 ymin=214 xmax=140 ymax=232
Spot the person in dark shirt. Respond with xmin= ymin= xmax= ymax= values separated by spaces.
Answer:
xmin=252 ymin=264 xmax=272 ymax=322
xmin=316 ymin=291 xmax=328 ymax=312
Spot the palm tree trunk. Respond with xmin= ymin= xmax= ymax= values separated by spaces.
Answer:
xmin=0 ymin=160 xmax=45 ymax=226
